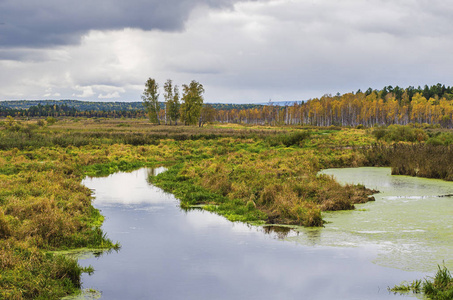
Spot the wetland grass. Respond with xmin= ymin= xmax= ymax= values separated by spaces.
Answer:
xmin=390 ymin=265 xmax=453 ymax=300
xmin=364 ymin=142 xmax=453 ymax=181
xmin=151 ymin=127 xmax=376 ymax=227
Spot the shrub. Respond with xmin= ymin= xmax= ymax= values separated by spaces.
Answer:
xmin=372 ymin=125 xmax=427 ymax=142
xmin=46 ymin=116 xmax=57 ymax=125
xmin=266 ymin=130 xmax=311 ymax=147
xmin=427 ymin=132 xmax=453 ymax=146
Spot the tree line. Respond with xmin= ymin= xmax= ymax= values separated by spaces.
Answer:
xmin=0 ymin=104 xmax=78 ymax=118
xmin=0 ymin=99 xmax=262 ymax=112
xmin=0 ymin=100 xmax=145 ymax=111
xmin=0 ymin=103 xmax=147 ymax=118
xmin=214 ymin=84 xmax=453 ymax=127
xmin=2 ymin=83 xmax=453 ymax=128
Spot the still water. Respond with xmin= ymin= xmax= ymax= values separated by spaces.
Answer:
xmin=77 ymin=167 xmax=431 ymax=300
xmin=318 ymin=167 xmax=453 ymax=272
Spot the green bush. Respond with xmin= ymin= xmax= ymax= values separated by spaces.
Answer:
xmin=46 ymin=116 xmax=57 ymax=125
xmin=427 ymin=132 xmax=453 ymax=146
xmin=372 ymin=125 xmax=427 ymax=142
xmin=266 ymin=131 xmax=311 ymax=147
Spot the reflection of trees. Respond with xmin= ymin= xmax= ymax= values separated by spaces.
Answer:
xmin=263 ymin=226 xmax=295 ymax=239
xmin=265 ymin=226 xmax=323 ymax=245
xmin=146 ymin=167 xmax=167 ymax=185
xmin=147 ymin=167 xmax=167 ymax=178
xmin=147 ymin=168 xmax=157 ymax=177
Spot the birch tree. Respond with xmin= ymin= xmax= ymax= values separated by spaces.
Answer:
xmin=142 ymin=78 xmax=160 ymax=124
xmin=180 ymin=80 xmax=204 ymax=125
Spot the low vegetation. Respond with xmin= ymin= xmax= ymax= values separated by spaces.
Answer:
xmin=389 ymin=265 xmax=453 ymax=299
xmin=364 ymin=125 xmax=453 ymax=180
xmin=372 ymin=124 xmax=428 ymax=142
xmin=153 ymin=136 xmax=375 ymax=226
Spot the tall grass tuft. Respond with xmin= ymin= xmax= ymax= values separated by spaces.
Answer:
xmin=390 ymin=265 xmax=453 ymax=299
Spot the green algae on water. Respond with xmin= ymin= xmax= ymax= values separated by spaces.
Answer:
xmin=288 ymin=167 xmax=453 ymax=272
xmin=61 ymin=288 xmax=102 ymax=300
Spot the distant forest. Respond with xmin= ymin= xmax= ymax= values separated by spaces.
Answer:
xmin=216 ymin=83 xmax=453 ymax=127
xmin=1 ymin=84 xmax=453 ymax=127
xmin=0 ymin=100 xmax=262 ymax=118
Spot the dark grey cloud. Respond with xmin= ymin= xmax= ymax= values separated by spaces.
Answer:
xmin=0 ymin=0 xmax=240 ymax=47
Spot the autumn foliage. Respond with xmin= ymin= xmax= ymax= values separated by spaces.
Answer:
xmin=215 ymin=90 xmax=453 ymax=127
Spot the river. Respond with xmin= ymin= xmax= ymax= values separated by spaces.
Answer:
xmin=74 ymin=167 xmax=449 ymax=299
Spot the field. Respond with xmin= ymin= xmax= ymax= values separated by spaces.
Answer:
xmin=0 ymin=116 xmax=451 ymax=299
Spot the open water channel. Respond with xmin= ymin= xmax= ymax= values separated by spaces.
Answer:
xmin=73 ymin=167 xmax=453 ymax=299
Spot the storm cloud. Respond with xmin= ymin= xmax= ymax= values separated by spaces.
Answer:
xmin=0 ymin=0 xmax=240 ymax=47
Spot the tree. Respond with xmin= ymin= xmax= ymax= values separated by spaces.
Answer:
xmin=5 ymin=115 xmax=15 ymax=128
xmin=164 ymin=79 xmax=180 ymax=125
xmin=171 ymin=85 xmax=181 ymax=125
xmin=163 ymin=79 xmax=173 ymax=125
xmin=199 ymin=104 xmax=216 ymax=127
xmin=180 ymin=80 xmax=204 ymax=125
xmin=142 ymin=78 xmax=160 ymax=124
xmin=46 ymin=116 xmax=57 ymax=125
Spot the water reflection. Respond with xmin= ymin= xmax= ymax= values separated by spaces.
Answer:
xmin=180 ymin=209 xmax=299 ymax=240
xmin=78 ymin=168 xmax=423 ymax=300
xmin=263 ymin=225 xmax=291 ymax=237
xmin=145 ymin=167 xmax=167 ymax=182
xmin=261 ymin=225 xmax=300 ymax=240
xmin=85 ymin=167 xmax=169 ymax=206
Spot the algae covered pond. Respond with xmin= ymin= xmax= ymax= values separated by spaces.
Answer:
xmin=77 ymin=167 xmax=437 ymax=299
xmin=317 ymin=167 xmax=453 ymax=272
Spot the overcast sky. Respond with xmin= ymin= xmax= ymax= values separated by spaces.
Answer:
xmin=0 ymin=0 xmax=452 ymax=103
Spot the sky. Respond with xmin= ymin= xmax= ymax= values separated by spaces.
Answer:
xmin=0 ymin=0 xmax=452 ymax=104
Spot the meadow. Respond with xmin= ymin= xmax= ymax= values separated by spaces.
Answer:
xmin=1 ymin=116 xmax=452 ymax=299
